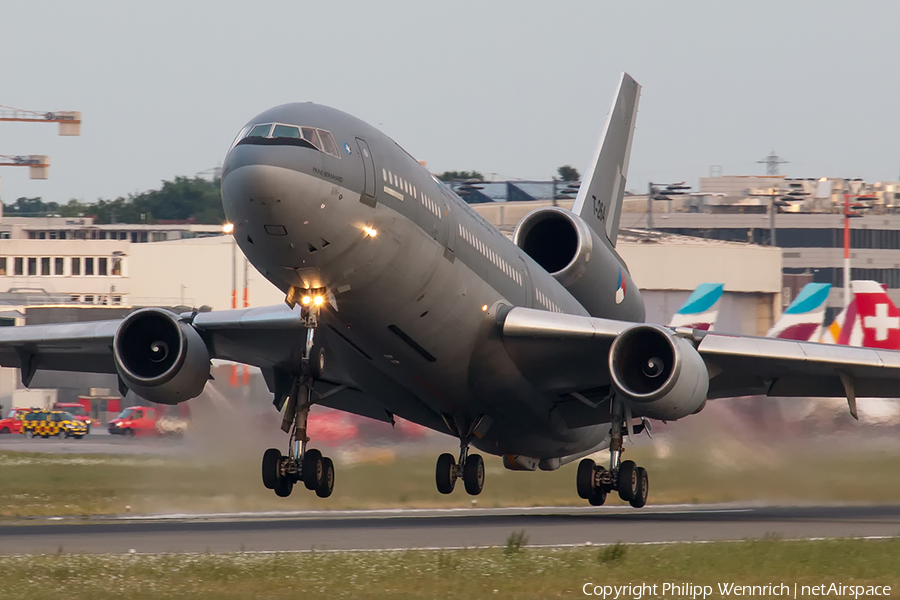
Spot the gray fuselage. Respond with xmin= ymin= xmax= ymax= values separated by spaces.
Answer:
xmin=220 ymin=103 xmax=643 ymax=460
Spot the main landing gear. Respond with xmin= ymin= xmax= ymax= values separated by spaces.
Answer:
xmin=435 ymin=418 xmax=488 ymax=496
xmin=435 ymin=443 xmax=485 ymax=496
xmin=577 ymin=398 xmax=650 ymax=508
xmin=261 ymin=291 xmax=335 ymax=499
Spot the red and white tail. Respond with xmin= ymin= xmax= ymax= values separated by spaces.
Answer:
xmin=850 ymin=280 xmax=900 ymax=350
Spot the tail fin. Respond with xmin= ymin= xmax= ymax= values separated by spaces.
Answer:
xmin=668 ymin=283 xmax=723 ymax=331
xmin=851 ymin=280 xmax=900 ymax=349
xmin=766 ymin=283 xmax=830 ymax=341
xmin=571 ymin=72 xmax=641 ymax=247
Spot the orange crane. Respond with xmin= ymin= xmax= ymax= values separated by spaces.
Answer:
xmin=0 ymin=104 xmax=79 ymax=181
xmin=0 ymin=154 xmax=49 ymax=179
xmin=0 ymin=105 xmax=81 ymax=135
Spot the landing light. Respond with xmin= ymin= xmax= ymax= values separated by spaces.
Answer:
xmin=482 ymin=305 xmax=489 ymax=312
xmin=363 ymin=226 xmax=377 ymax=237
xmin=223 ymin=223 xmax=235 ymax=234
xmin=313 ymin=295 xmax=325 ymax=306
xmin=301 ymin=296 xmax=312 ymax=305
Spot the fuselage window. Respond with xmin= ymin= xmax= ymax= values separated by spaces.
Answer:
xmin=247 ymin=123 xmax=273 ymax=138
xmin=272 ymin=124 xmax=302 ymax=138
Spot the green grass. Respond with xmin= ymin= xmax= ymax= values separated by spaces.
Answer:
xmin=0 ymin=538 xmax=898 ymax=599
xmin=2 ymin=435 xmax=900 ymax=517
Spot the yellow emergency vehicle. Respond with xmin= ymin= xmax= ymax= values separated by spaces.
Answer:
xmin=20 ymin=410 xmax=88 ymax=439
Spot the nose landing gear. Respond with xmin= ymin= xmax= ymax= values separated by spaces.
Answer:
xmin=577 ymin=397 xmax=650 ymax=508
xmin=261 ymin=296 xmax=335 ymax=499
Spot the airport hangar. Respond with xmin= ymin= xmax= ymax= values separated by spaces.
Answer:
xmin=0 ymin=210 xmax=782 ymax=410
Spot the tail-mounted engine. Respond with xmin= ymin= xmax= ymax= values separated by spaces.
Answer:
xmin=608 ymin=324 xmax=708 ymax=420
xmin=513 ymin=207 xmax=643 ymax=321
xmin=113 ymin=308 xmax=210 ymax=405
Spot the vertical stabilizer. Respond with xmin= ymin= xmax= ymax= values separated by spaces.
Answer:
xmin=669 ymin=283 xmax=724 ymax=331
xmin=766 ymin=283 xmax=830 ymax=341
xmin=571 ymin=72 xmax=641 ymax=247
xmin=851 ymin=280 xmax=900 ymax=350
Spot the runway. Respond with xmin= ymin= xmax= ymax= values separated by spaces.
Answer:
xmin=2 ymin=504 xmax=898 ymax=555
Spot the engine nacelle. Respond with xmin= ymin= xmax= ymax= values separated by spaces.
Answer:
xmin=513 ymin=207 xmax=644 ymax=321
xmin=608 ymin=324 xmax=708 ymax=420
xmin=113 ymin=308 xmax=210 ymax=405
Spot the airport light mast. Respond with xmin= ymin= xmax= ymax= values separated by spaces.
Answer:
xmin=841 ymin=192 xmax=874 ymax=307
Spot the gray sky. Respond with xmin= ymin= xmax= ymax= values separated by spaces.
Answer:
xmin=1 ymin=1 xmax=898 ymax=206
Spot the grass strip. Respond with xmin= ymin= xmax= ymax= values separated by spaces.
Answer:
xmin=0 ymin=537 xmax=897 ymax=599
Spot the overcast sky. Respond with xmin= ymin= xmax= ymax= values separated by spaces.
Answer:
xmin=1 ymin=1 xmax=898 ymax=207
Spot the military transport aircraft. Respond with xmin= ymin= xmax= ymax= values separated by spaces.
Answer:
xmin=2 ymin=74 xmax=899 ymax=507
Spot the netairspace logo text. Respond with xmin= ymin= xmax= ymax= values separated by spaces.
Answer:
xmin=582 ymin=582 xmax=892 ymax=599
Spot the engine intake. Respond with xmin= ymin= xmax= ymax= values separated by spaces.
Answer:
xmin=113 ymin=308 xmax=210 ymax=405
xmin=608 ymin=324 xmax=708 ymax=420
xmin=513 ymin=207 xmax=644 ymax=322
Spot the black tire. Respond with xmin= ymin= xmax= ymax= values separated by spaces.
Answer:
xmin=589 ymin=486 xmax=607 ymax=506
xmin=123 ymin=429 xmax=134 ymax=437
xmin=435 ymin=453 xmax=457 ymax=494
xmin=25 ymin=430 xmax=34 ymax=439
xmin=0 ymin=427 xmax=10 ymax=434
xmin=576 ymin=459 xmax=596 ymax=499
xmin=262 ymin=448 xmax=281 ymax=490
xmin=59 ymin=430 xmax=68 ymax=439
xmin=274 ymin=476 xmax=293 ymax=498
xmin=316 ymin=457 xmax=335 ymax=498
xmin=309 ymin=347 xmax=326 ymax=379
xmin=617 ymin=460 xmax=638 ymax=502
xmin=302 ymin=449 xmax=324 ymax=491
xmin=463 ymin=454 xmax=485 ymax=496
xmin=630 ymin=467 xmax=649 ymax=509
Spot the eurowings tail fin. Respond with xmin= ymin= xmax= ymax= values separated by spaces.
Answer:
xmin=766 ymin=283 xmax=830 ymax=341
xmin=851 ymin=280 xmax=900 ymax=350
xmin=571 ymin=72 xmax=641 ymax=247
xmin=668 ymin=283 xmax=723 ymax=331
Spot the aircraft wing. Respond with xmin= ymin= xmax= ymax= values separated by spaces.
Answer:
xmin=500 ymin=306 xmax=900 ymax=401
xmin=0 ymin=305 xmax=309 ymax=385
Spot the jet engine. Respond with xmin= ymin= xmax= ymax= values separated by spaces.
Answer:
xmin=113 ymin=308 xmax=210 ymax=405
xmin=608 ymin=324 xmax=708 ymax=420
xmin=513 ymin=207 xmax=644 ymax=321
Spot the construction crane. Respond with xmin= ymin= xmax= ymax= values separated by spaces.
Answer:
xmin=0 ymin=105 xmax=81 ymax=135
xmin=0 ymin=154 xmax=49 ymax=179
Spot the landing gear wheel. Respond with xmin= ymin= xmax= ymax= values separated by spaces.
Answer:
xmin=576 ymin=459 xmax=596 ymax=499
xmin=302 ymin=448 xmax=324 ymax=491
xmin=435 ymin=453 xmax=457 ymax=494
xmin=274 ymin=476 xmax=293 ymax=498
xmin=589 ymin=486 xmax=607 ymax=506
xmin=309 ymin=347 xmax=326 ymax=379
xmin=262 ymin=448 xmax=281 ymax=490
xmin=630 ymin=466 xmax=649 ymax=508
xmin=316 ymin=457 xmax=335 ymax=498
xmin=617 ymin=460 xmax=638 ymax=502
xmin=463 ymin=454 xmax=485 ymax=496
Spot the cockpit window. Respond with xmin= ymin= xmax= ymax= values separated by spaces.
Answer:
xmin=301 ymin=128 xmax=322 ymax=150
xmin=318 ymin=130 xmax=338 ymax=156
xmin=247 ymin=123 xmax=273 ymax=138
xmin=235 ymin=122 xmax=341 ymax=159
xmin=272 ymin=124 xmax=302 ymax=138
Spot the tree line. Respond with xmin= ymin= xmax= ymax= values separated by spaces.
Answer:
xmin=3 ymin=176 xmax=224 ymax=224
